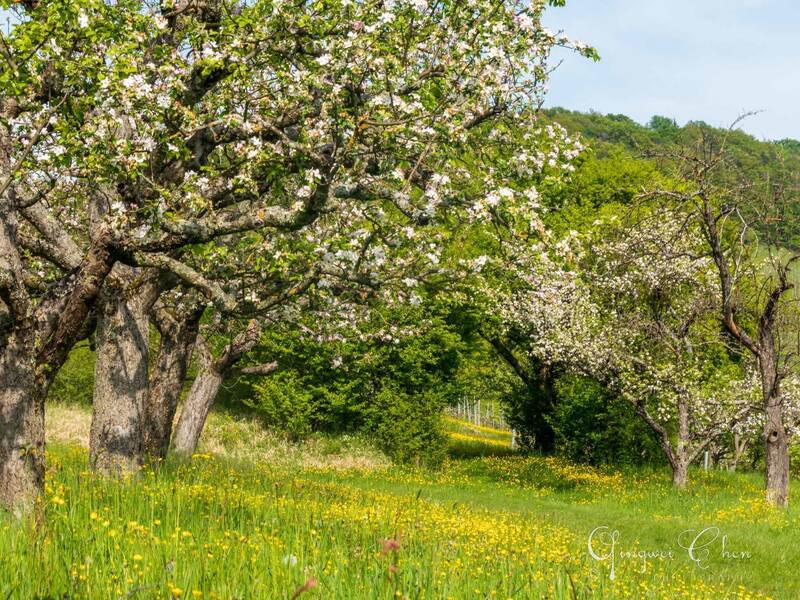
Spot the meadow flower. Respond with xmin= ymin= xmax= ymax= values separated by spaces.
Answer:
xmin=282 ymin=554 xmax=298 ymax=567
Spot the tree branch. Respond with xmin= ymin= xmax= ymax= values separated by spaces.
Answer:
xmin=234 ymin=361 xmax=278 ymax=377
xmin=135 ymin=252 xmax=237 ymax=313
xmin=20 ymin=204 xmax=83 ymax=270
xmin=133 ymin=182 xmax=329 ymax=252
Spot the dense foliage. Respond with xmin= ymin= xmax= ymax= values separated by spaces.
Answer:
xmin=226 ymin=303 xmax=467 ymax=465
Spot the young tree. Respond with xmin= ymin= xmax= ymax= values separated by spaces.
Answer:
xmin=650 ymin=123 xmax=800 ymax=506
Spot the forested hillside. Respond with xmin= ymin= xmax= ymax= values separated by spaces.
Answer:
xmin=545 ymin=108 xmax=800 ymax=245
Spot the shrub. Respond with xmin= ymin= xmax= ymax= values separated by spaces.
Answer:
xmin=247 ymin=372 xmax=316 ymax=440
xmin=790 ymin=442 xmax=800 ymax=478
xmin=551 ymin=375 xmax=663 ymax=466
xmin=48 ymin=344 xmax=96 ymax=405
xmin=364 ymin=387 xmax=448 ymax=467
xmin=236 ymin=303 xmax=465 ymax=467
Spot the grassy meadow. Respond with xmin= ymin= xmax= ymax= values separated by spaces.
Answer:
xmin=0 ymin=406 xmax=796 ymax=599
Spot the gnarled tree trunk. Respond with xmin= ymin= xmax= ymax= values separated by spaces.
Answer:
xmin=171 ymin=346 xmax=225 ymax=457
xmin=706 ymin=195 xmax=793 ymax=506
xmin=0 ymin=202 xmax=42 ymax=516
xmin=755 ymin=346 xmax=789 ymax=507
xmin=0 ymin=334 xmax=44 ymax=517
xmin=762 ymin=367 xmax=789 ymax=507
xmin=1 ymin=221 xmax=114 ymax=513
xmin=143 ymin=307 xmax=203 ymax=458
xmin=764 ymin=410 xmax=789 ymax=506
xmin=89 ymin=268 xmax=159 ymax=474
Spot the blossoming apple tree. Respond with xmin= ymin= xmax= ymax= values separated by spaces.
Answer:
xmin=0 ymin=0 xmax=594 ymax=512
xmin=485 ymin=207 xmax=759 ymax=487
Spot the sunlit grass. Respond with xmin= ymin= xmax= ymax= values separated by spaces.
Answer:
xmin=1 ymin=437 xmax=795 ymax=599
xmin=1 ymin=413 xmax=794 ymax=598
xmin=444 ymin=416 xmax=517 ymax=459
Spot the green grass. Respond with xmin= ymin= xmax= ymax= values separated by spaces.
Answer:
xmin=1 ymin=417 xmax=797 ymax=599
xmin=443 ymin=416 xmax=518 ymax=458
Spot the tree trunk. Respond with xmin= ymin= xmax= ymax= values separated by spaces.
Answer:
xmin=0 ymin=205 xmax=41 ymax=515
xmin=531 ymin=363 xmax=557 ymax=453
xmin=633 ymin=397 xmax=692 ymax=489
xmin=170 ymin=320 xmax=269 ymax=456
xmin=0 ymin=334 xmax=44 ymax=516
xmin=672 ymin=398 xmax=690 ymax=489
xmin=1 ymin=211 xmax=114 ymax=512
xmin=89 ymin=269 xmax=154 ymax=474
xmin=759 ymin=355 xmax=790 ymax=507
xmin=143 ymin=308 xmax=203 ymax=458
xmin=171 ymin=320 xmax=267 ymax=456
xmin=671 ymin=459 xmax=689 ymax=488
xmin=764 ymin=396 xmax=789 ymax=507
xmin=169 ymin=358 xmax=277 ymax=458
xmin=481 ymin=333 xmax=557 ymax=453
xmin=170 ymin=356 xmax=224 ymax=457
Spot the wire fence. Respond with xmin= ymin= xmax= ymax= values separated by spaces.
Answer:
xmin=445 ymin=399 xmax=510 ymax=431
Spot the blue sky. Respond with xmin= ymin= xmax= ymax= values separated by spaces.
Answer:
xmin=543 ymin=0 xmax=800 ymax=141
